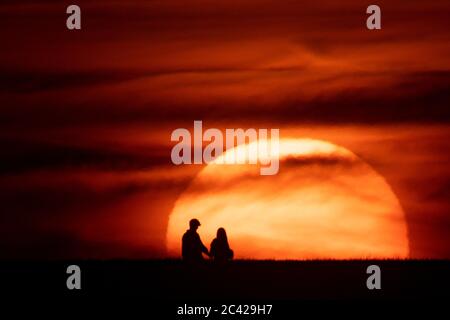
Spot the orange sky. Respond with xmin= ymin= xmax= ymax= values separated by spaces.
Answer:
xmin=0 ymin=0 xmax=449 ymax=259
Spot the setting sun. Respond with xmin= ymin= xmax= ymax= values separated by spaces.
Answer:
xmin=167 ymin=138 xmax=409 ymax=259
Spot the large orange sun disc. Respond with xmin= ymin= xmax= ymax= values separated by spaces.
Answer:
xmin=166 ymin=138 xmax=409 ymax=259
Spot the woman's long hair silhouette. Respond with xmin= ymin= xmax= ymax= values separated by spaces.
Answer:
xmin=210 ymin=227 xmax=234 ymax=262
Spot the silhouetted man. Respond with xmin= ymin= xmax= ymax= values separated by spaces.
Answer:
xmin=182 ymin=218 xmax=209 ymax=262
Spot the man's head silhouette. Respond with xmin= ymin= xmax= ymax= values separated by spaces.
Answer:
xmin=189 ymin=218 xmax=201 ymax=231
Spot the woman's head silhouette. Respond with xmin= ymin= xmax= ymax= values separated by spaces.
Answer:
xmin=217 ymin=227 xmax=228 ymax=242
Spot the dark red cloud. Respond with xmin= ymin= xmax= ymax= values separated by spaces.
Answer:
xmin=0 ymin=0 xmax=449 ymax=259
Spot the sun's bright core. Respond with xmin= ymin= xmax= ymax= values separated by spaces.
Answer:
xmin=166 ymin=138 xmax=409 ymax=259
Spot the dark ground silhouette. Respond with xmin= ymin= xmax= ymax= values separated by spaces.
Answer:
xmin=1 ymin=260 xmax=449 ymax=299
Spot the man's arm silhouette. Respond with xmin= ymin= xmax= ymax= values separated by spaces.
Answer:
xmin=202 ymin=243 xmax=210 ymax=256
xmin=196 ymin=233 xmax=210 ymax=256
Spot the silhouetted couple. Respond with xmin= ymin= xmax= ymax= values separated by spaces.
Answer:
xmin=182 ymin=218 xmax=233 ymax=263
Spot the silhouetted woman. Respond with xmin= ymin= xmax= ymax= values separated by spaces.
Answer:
xmin=210 ymin=228 xmax=234 ymax=263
